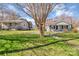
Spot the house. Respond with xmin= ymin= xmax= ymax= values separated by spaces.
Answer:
xmin=0 ymin=18 xmax=32 ymax=30
xmin=45 ymin=15 xmax=79 ymax=32
xmin=0 ymin=9 xmax=32 ymax=30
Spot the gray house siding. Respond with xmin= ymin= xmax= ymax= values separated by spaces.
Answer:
xmin=0 ymin=20 xmax=32 ymax=30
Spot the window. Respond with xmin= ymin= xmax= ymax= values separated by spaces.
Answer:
xmin=9 ymin=23 xmax=12 ymax=26
xmin=56 ymin=26 xmax=58 ymax=30
xmin=66 ymin=25 xmax=68 ymax=29
xmin=53 ymin=25 xmax=55 ymax=29
xmin=62 ymin=25 xmax=63 ymax=29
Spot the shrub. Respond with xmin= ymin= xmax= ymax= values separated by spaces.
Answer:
xmin=63 ymin=28 xmax=68 ymax=32
xmin=72 ymin=28 xmax=78 ymax=33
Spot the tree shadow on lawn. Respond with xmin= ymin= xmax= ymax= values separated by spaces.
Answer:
xmin=0 ymin=33 xmax=63 ymax=42
xmin=44 ymin=33 xmax=63 ymax=37
xmin=0 ymin=34 xmax=40 ymax=42
xmin=0 ymin=38 xmax=77 ymax=55
xmin=0 ymin=33 xmax=61 ymax=43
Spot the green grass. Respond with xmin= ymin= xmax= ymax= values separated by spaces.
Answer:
xmin=56 ymin=32 xmax=79 ymax=39
xmin=0 ymin=30 xmax=79 ymax=56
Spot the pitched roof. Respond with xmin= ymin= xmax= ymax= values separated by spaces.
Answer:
xmin=0 ymin=19 xmax=28 ymax=23
xmin=46 ymin=15 xmax=79 ymax=27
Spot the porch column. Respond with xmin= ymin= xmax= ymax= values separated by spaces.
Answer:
xmin=68 ymin=25 xmax=72 ymax=31
xmin=55 ymin=25 xmax=56 ymax=30
xmin=58 ymin=25 xmax=59 ymax=31
xmin=58 ymin=25 xmax=61 ymax=31
xmin=0 ymin=23 xmax=2 ymax=29
xmin=1 ymin=23 xmax=3 ymax=29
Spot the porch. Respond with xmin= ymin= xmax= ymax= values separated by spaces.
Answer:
xmin=50 ymin=24 xmax=72 ymax=32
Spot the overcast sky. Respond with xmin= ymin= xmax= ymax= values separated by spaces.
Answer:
xmin=0 ymin=3 xmax=79 ymax=24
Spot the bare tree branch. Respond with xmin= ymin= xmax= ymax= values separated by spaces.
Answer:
xmin=19 ymin=3 xmax=57 ymax=36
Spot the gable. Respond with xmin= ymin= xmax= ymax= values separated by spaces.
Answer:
xmin=56 ymin=22 xmax=69 ymax=25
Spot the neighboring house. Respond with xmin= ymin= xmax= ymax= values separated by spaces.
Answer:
xmin=0 ymin=8 xmax=32 ymax=30
xmin=45 ymin=15 xmax=79 ymax=32
xmin=0 ymin=19 xmax=32 ymax=30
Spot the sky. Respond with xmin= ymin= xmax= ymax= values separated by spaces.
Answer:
xmin=0 ymin=3 xmax=79 ymax=24
xmin=48 ymin=3 xmax=79 ymax=19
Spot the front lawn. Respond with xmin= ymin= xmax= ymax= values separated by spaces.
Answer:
xmin=0 ymin=30 xmax=79 ymax=56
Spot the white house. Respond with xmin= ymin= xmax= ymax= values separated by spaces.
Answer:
xmin=45 ymin=16 xmax=79 ymax=32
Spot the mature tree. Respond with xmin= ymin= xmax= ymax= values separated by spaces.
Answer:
xmin=0 ymin=8 xmax=19 ymax=20
xmin=20 ymin=3 xmax=56 ymax=36
xmin=10 ymin=11 xmax=19 ymax=20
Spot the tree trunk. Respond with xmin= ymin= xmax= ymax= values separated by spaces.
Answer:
xmin=38 ymin=24 xmax=45 ymax=37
